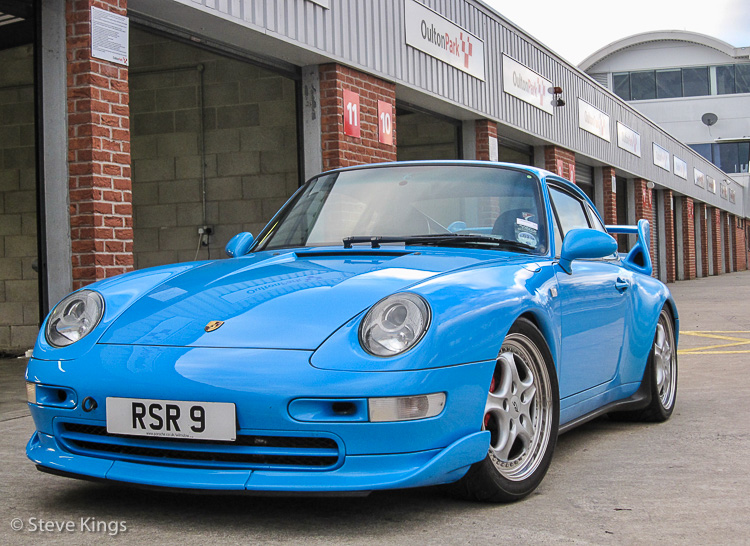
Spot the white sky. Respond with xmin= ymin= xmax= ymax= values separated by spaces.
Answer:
xmin=482 ymin=0 xmax=750 ymax=65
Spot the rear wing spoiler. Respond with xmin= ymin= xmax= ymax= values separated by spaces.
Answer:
xmin=605 ymin=219 xmax=652 ymax=276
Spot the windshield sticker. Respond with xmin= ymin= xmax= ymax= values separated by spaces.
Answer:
xmin=517 ymin=231 xmax=538 ymax=247
xmin=516 ymin=218 xmax=538 ymax=230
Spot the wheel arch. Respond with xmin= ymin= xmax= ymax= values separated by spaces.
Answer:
xmin=515 ymin=309 xmax=560 ymax=378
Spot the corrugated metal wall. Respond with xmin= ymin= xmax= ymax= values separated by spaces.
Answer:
xmin=165 ymin=0 xmax=743 ymax=215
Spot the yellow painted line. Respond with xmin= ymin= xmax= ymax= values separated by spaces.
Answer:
xmin=679 ymin=340 xmax=750 ymax=352
xmin=678 ymin=331 xmax=750 ymax=355
xmin=680 ymin=332 xmax=750 ymax=342
xmin=679 ymin=350 xmax=750 ymax=355
xmin=681 ymin=331 xmax=750 ymax=334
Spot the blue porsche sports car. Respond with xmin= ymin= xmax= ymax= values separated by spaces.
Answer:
xmin=26 ymin=162 xmax=678 ymax=502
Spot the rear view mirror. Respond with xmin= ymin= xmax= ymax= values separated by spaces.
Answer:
xmin=558 ymin=229 xmax=617 ymax=274
xmin=225 ymin=232 xmax=254 ymax=257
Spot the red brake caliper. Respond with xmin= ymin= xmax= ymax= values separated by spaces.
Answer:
xmin=484 ymin=375 xmax=497 ymax=428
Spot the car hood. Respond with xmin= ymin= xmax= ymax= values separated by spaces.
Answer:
xmin=98 ymin=248 xmax=515 ymax=349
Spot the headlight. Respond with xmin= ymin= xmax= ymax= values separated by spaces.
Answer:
xmin=359 ymin=293 xmax=430 ymax=357
xmin=45 ymin=290 xmax=104 ymax=347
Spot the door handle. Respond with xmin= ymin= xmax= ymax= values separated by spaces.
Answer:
xmin=615 ymin=278 xmax=629 ymax=292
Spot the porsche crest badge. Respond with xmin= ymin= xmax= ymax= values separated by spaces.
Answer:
xmin=204 ymin=321 xmax=224 ymax=332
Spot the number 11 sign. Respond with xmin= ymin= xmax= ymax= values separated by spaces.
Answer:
xmin=343 ymin=89 xmax=360 ymax=138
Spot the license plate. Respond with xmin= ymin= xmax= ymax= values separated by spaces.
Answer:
xmin=106 ymin=397 xmax=236 ymax=441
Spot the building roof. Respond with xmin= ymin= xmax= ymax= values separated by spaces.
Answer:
xmin=579 ymin=30 xmax=750 ymax=72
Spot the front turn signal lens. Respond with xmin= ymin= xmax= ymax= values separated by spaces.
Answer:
xmin=368 ymin=393 xmax=446 ymax=422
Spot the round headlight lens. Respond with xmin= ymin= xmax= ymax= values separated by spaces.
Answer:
xmin=359 ymin=293 xmax=430 ymax=357
xmin=45 ymin=290 xmax=104 ymax=347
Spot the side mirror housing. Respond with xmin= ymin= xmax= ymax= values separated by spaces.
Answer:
xmin=225 ymin=232 xmax=254 ymax=258
xmin=558 ymin=228 xmax=617 ymax=274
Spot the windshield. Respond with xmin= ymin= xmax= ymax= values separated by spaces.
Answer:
xmin=255 ymin=164 xmax=548 ymax=254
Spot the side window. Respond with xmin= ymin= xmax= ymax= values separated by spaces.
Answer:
xmin=586 ymin=205 xmax=607 ymax=233
xmin=549 ymin=187 xmax=591 ymax=257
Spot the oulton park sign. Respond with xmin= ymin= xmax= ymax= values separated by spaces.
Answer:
xmin=405 ymin=0 xmax=486 ymax=81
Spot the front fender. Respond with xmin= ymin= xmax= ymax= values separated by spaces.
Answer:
xmin=311 ymin=262 xmax=560 ymax=372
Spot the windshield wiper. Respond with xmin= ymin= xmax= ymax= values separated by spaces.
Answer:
xmin=342 ymin=234 xmax=534 ymax=253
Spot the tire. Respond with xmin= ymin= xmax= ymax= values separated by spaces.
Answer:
xmin=611 ymin=306 xmax=678 ymax=422
xmin=453 ymin=318 xmax=559 ymax=502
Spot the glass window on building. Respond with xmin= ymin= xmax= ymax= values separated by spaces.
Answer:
xmin=656 ymin=69 xmax=682 ymax=98
xmin=682 ymin=67 xmax=709 ymax=97
xmin=613 ymin=73 xmax=631 ymax=101
xmin=716 ymin=65 xmax=735 ymax=95
xmin=689 ymin=143 xmax=712 ymax=162
xmin=631 ymin=71 xmax=656 ymax=100
xmin=690 ymin=142 xmax=749 ymax=174
xmin=736 ymin=64 xmax=750 ymax=94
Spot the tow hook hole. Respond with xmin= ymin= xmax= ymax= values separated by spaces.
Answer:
xmin=332 ymin=402 xmax=356 ymax=416
xmin=57 ymin=389 xmax=67 ymax=402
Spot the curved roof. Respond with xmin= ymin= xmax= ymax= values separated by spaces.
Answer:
xmin=580 ymin=30 xmax=748 ymax=71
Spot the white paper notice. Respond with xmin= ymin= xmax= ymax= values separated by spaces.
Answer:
xmin=91 ymin=7 xmax=129 ymax=66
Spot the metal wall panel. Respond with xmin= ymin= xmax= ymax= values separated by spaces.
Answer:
xmin=152 ymin=0 xmax=743 ymax=215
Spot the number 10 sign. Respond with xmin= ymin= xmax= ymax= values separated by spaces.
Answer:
xmin=378 ymin=100 xmax=393 ymax=145
xmin=343 ymin=89 xmax=360 ymax=138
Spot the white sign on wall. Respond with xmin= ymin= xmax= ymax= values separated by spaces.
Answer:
xmin=502 ymin=55 xmax=553 ymax=114
xmin=578 ymin=99 xmax=610 ymax=141
xmin=405 ymin=0 xmax=485 ymax=81
xmin=617 ymin=122 xmax=641 ymax=156
xmin=674 ymin=156 xmax=688 ymax=180
xmin=91 ymin=7 xmax=129 ymax=66
xmin=694 ymin=168 xmax=706 ymax=188
xmin=707 ymin=177 xmax=716 ymax=194
xmin=653 ymin=143 xmax=670 ymax=171
xmin=488 ymin=136 xmax=499 ymax=162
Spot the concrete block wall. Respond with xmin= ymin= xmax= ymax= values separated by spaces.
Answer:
xmin=129 ymin=29 xmax=299 ymax=268
xmin=0 ymin=45 xmax=38 ymax=351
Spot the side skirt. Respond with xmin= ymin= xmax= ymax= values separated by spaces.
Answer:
xmin=558 ymin=358 xmax=652 ymax=435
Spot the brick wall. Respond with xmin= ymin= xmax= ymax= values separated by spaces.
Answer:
xmin=710 ymin=207 xmax=722 ymax=275
xmin=734 ymin=216 xmax=747 ymax=272
xmin=723 ymin=212 xmax=733 ymax=273
xmin=129 ymin=29 xmax=298 ymax=268
xmin=698 ymin=203 xmax=709 ymax=276
xmin=544 ymin=145 xmax=576 ymax=183
xmin=681 ymin=198 xmax=696 ymax=280
xmin=67 ymin=0 xmax=133 ymax=289
xmin=0 ymin=45 xmax=38 ymax=350
xmin=663 ymin=190 xmax=676 ymax=283
xmin=320 ymin=64 xmax=396 ymax=170
xmin=601 ymin=166 xmax=617 ymax=224
xmin=475 ymin=120 xmax=497 ymax=161
xmin=633 ymin=178 xmax=656 ymax=276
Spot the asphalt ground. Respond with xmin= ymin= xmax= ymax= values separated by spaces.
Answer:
xmin=2 ymin=271 xmax=749 ymax=544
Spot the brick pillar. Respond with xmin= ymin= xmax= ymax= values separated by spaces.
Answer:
xmin=698 ymin=203 xmax=709 ymax=276
xmin=724 ymin=213 xmax=733 ymax=273
xmin=319 ymin=64 xmax=397 ymax=171
xmin=475 ymin=120 xmax=498 ymax=161
xmin=711 ymin=208 xmax=722 ymax=275
xmin=601 ymin=166 xmax=617 ymax=225
xmin=544 ymin=145 xmax=576 ymax=183
xmin=734 ymin=216 xmax=747 ymax=272
xmin=663 ymin=190 xmax=676 ymax=283
xmin=67 ymin=0 xmax=133 ymax=289
xmin=633 ymin=178 xmax=656 ymax=276
xmin=681 ymin=198 xmax=697 ymax=280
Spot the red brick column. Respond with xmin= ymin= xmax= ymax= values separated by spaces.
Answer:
xmin=723 ymin=213 xmax=733 ymax=273
xmin=734 ymin=216 xmax=747 ymax=272
xmin=319 ymin=64 xmax=397 ymax=171
xmin=711 ymin=208 xmax=722 ymax=275
xmin=681 ymin=198 xmax=696 ymax=280
xmin=475 ymin=120 xmax=498 ymax=161
xmin=67 ymin=0 xmax=132 ymax=289
xmin=663 ymin=190 xmax=675 ymax=283
xmin=698 ymin=203 xmax=709 ymax=276
xmin=633 ymin=178 xmax=656 ymax=276
xmin=601 ymin=166 xmax=617 ymax=225
xmin=544 ymin=145 xmax=576 ymax=183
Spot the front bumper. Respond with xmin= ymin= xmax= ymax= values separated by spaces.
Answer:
xmin=26 ymin=345 xmax=493 ymax=493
